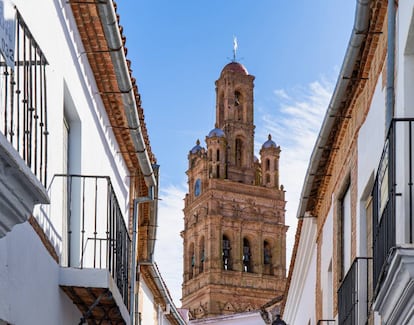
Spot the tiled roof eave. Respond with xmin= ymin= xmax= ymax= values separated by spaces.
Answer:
xmin=69 ymin=0 xmax=156 ymax=174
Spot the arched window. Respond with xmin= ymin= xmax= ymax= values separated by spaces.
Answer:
xmin=235 ymin=139 xmax=243 ymax=167
xmin=243 ymin=238 xmax=252 ymax=272
xmin=265 ymin=159 xmax=270 ymax=171
xmin=234 ymin=91 xmax=243 ymax=121
xmin=216 ymin=164 xmax=220 ymax=178
xmin=209 ymin=149 xmax=212 ymax=161
xmin=222 ymin=235 xmax=231 ymax=270
xmin=264 ymin=241 xmax=272 ymax=265
xmin=194 ymin=179 xmax=201 ymax=197
xmin=199 ymin=237 xmax=205 ymax=273
xmin=263 ymin=240 xmax=273 ymax=275
xmin=189 ymin=243 xmax=195 ymax=279
xmin=274 ymin=158 xmax=278 ymax=171
xmin=219 ymin=92 xmax=224 ymax=122
xmin=234 ymin=91 xmax=241 ymax=106
xmin=216 ymin=149 xmax=220 ymax=161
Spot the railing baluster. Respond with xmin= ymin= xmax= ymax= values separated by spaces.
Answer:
xmin=3 ymin=68 xmax=8 ymax=138
xmin=409 ymin=121 xmax=413 ymax=244
xmin=27 ymin=39 xmax=33 ymax=168
xmin=42 ymin=63 xmax=48 ymax=186
xmin=39 ymin=58 xmax=44 ymax=184
xmin=33 ymin=45 xmax=38 ymax=176
xmin=22 ymin=33 xmax=27 ymax=161
xmin=80 ymin=177 xmax=86 ymax=268
xmin=93 ymin=177 xmax=98 ymax=268
xmin=68 ymin=175 xmax=72 ymax=267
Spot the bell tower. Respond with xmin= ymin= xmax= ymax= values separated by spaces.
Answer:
xmin=215 ymin=62 xmax=255 ymax=184
xmin=181 ymin=62 xmax=287 ymax=320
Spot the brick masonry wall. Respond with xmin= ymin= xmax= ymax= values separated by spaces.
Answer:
xmin=313 ymin=0 xmax=388 ymax=320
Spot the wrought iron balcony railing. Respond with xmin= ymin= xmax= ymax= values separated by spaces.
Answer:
xmin=49 ymin=174 xmax=131 ymax=307
xmin=0 ymin=11 xmax=49 ymax=187
xmin=338 ymin=257 xmax=372 ymax=325
xmin=372 ymin=118 xmax=414 ymax=295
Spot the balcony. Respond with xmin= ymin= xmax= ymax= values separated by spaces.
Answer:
xmin=372 ymin=118 xmax=414 ymax=323
xmin=338 ymin=257 xmax=371 ymax=325
xmin=372 ymin=118 xmax=414 ymax=292
xmin=46 ymin=175 xmax=131 ymax=324
xmin=0 ymin=11 xmax=50 ymax=238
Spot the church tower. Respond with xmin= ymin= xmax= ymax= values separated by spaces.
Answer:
xmin=181 ymin=61 xmax=287 ymax=320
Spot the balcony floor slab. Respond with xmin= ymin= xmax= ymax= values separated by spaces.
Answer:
xmin=59 ymin=267 xmax=130 ymax=325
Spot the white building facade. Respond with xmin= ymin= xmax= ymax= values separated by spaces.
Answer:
xmin=284 ymin=0 xmax=414 ymax=324
xmin=0 ymin=0 xmax=184 ymax=324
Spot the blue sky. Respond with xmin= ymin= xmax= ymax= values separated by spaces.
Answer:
xmin=116 ymin=1 xmax=356 ymax=306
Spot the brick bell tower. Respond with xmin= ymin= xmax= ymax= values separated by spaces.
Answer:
xmin=181 ymin=61 xmax=287 ymax=320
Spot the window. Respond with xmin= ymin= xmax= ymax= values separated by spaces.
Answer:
xmin=218 ymin=92 xmax=224 ymax=122
xmin=263 ymin=240 xmax=272 ymax=275
xmin=216 ymin=164 xmax=220 ymax=178
xmin=194 ymin=179 xmax=201 ymax=197
xmin=189 ymin=243 xmax=195 ymax=279
xmin=265 ymin=159 xmax=270 ymax=171
xmin=263 ymin=241 xmax=272 ymax=265
xmin=199 ymin=237 xmax=205 ymax=273
xmin=235 ymin=138 xmax=243 ymax=167
xmin=234 ymin=91 xmax=243 ymax=121
xmin=234 ymin=91 xmax=241 ymax=106
xmin=216 ymin=149 xmax=220 ymax=161
xmin=243 ymin=238 xmax=252 ymax=272
xmin=341 ymin=184 xmax=351 ymax=278
xmin=222 ymin=235 xmax=231 ymax=270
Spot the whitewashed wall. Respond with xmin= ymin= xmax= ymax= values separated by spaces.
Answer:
xmin=0 ymin=223 xmax=81 ymax=324
xmin=283 ymin=218 xmax=317 ymax=325
xmin=140 ymin=279 xmax=177 ymax=325
xmin=320 ymin=207 xmax=333 ymax=320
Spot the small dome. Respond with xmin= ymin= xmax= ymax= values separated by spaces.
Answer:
xmin=221 ymin=62 xmax=248 ymax=76
xmin=190 ymin=139 xmax=204 ymax=154
xmin=207 ymin=124 xmax=225 ymax=138
xmin=262 ymin=134 xmax=277 ymax=149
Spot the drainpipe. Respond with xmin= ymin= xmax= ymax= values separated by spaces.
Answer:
xmin=386 ymin=0 xmax=396 ymax=130
xmin=130 ymin=190 xmax=155 ymax=325
xmin=97 ymin=1 xmax=156 ymax=188
xmin=296 ymin=0 xmax=370 ymax=219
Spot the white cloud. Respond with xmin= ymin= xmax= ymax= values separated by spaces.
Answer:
xmin=257 ymin=78 xmax=333 ymax=262
xmin=274 ymin=88 xmax=290 ymax=100
xmin=154 ymin=183 xmax=186 ymax=307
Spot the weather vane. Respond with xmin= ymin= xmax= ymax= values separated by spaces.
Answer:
xmin=233 ymin=36 xmax=238 ymax=62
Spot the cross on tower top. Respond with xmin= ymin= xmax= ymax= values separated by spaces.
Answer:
xmin=233 ymin=36 xmax=238 ymax=62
